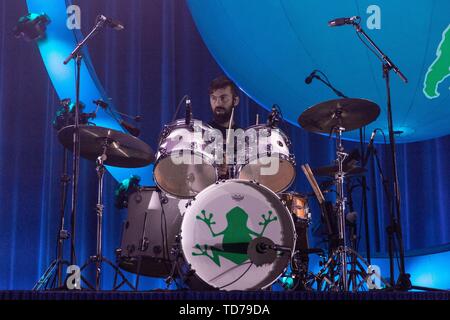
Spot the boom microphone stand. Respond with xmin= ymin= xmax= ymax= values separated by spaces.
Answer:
xmin=63 ymin=15 xmax=119 ymax=269
xmin=350 ymin=21 xmax=410 ymax=289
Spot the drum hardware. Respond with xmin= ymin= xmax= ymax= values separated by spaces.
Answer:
xmin=281 ymin=248 xmax=326 ymax=291
xmin=304 ymin=69 xmax=375 ymax=266
xmin=332 ymin=20 xmax=411 ymax=289
xmin=298 ymin=99 xmax=392 ymax=291
xmin=77 ymin=138 xmax=135 ymax=291
xmin=58 ymin=125 xmax=153 ymax=290
xmin=92 ymin=99 xmax=142 ymax=137
xmin=247 ymin=237 xmax=292 ymax=267
xmin=62 ymin=14 xmax=124 ymax=267
xmin=33 ymin=109 xmax=74 ymax=290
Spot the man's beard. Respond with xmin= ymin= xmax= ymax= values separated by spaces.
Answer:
xmin=213 ymin=107 xmax=233 ymax=124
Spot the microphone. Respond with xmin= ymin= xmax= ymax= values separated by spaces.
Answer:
xmin=93 ymin=99 xmax=108 ymax=109
xmin=120 ymin=120 xmax=140 ymax=137
xmin=367 ymin=129 xmax=377 ymax=150
xmin=98 ymin=15 xmax=125 ymax=31
xmin=185 ymin=96 xmax=192 ymax=125
xmin=363 ymin=129 xmax=378 ymax=164
xmin=328 ymin=16 xmax=360 ymax=27
xmin=305 ymin=70 xmax=318 ymax=84
xmin=267 ymin=105 xmax=280 ymax=127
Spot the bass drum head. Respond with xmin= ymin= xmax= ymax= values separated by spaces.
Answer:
xmin=180 ymin=180 xmax=296 ymax=291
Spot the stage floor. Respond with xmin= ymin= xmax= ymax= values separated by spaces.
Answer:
xmin=1 ymin=290 xmax=448 ymax=301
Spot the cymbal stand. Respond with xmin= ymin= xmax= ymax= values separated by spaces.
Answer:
xmin=312 ymin=122 xmax=391 ymax=291
xmin=80 ymin=138 xmax=135 ymax=291
xmin=334 ymin=124 xmax=349 ymax=290
xmin=33 ymin=146 xmax=71 ymax=290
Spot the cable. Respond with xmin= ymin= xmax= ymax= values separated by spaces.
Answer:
xmin=218 ymin=262 xmax=254 ymax=290
xmin=172 ymin=95 xmax=190 ymax=122
xmin=355 ymin=29 xmax=384 ymax=64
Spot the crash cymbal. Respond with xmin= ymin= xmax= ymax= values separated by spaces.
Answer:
xmin=58 ymin=125 xmax=154 ymax=168
xmin=298 ymin=98 xmax=380 ymax=133
xmin=312 ymin=164 xmax=367 ymax=178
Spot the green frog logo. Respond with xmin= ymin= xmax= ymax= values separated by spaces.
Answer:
xmin=192 ymin=206 xmax=277 ymax=267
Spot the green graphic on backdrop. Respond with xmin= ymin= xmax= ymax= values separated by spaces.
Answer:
xmin=423 ymin=24 xmax=450 ymax=99
xmin=193 ymin=207 xmax=278 ymax=267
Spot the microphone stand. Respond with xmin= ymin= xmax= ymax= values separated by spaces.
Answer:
xmin=351 ymin=22 xmax=410 ymax=289
xmin=63 ymin=17 xmax=108 ymax=271
xmin=309 ymin=73 xmax=372 ymax=265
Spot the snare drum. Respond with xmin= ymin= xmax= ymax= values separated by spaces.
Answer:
xmin=153 ymin=119 xmax=217 ymax=198
xmin=238 ymin=125 xmax=296 ymax=193
xmin=180 ymin=179 xmax=296 ymax=290
xmin=279 ymin=192 xmax=310 ymax=222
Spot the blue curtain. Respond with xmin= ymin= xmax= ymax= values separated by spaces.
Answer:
xmin=0 ymin=0 xmax=448 ymax=290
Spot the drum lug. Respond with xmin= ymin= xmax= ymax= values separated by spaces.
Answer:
xmin=159 ymin=193 xmax=169 ymax=204
xmin=160 ymin=125 xmax=170 ymax=139
xmin=139 ymin=237 xmax=149 ymax=252
xmin=158 ymin=147 xmax=167 ymax=157
xmin=266 ymin=144 xmax=272 ymax=157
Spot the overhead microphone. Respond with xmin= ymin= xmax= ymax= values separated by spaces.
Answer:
xmin=328 ymin=16 xmax=360 ymax=27
xmin=305 ymin=70 xmax=318 ymax=84
xmin=120 ymin=120 xmax=140 ymax=137
xmin=98 ymin=15 xmax=125 ymax=31
xmin=363 ymin=128 xmax=378 ymax=164
xmin=185 ymin=96 xmax=192 ymax=125
xmin=367 ymin=128 xmax=378 ymax=150
xmin=267 ymin=105 xmax=281 ymax=127
xmin=93 ymin=99 xmax=108 ymax=109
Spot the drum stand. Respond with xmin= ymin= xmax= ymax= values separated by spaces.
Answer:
xmin=313 ymin=123 xmax=390 ymax=292
xmin=79 ymin=139 xmax=135 ymax=291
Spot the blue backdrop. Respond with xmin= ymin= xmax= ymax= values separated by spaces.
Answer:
xmin=0 ymin=0 xmax=448 ymax=290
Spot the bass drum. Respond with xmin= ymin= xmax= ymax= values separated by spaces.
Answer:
xmin=180 ymin=180 xmax=296 ymax=291
xmin=117 ymin=187 xmax=188 ymax=277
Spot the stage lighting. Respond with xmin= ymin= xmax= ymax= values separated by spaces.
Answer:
xmin=13 ymin=13 xmax=51 ymax=41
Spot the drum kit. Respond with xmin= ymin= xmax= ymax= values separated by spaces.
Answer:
xmin=35 ymin=95 xmax=391 ymax=292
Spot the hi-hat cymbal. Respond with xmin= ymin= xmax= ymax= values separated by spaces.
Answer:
xmin=298 ymin=98 xmax=380 ymax=133
xmin=58 ymin=125 xmax=154 ymax=168
xmin=312 ymin=164 xmax=367 ymax=178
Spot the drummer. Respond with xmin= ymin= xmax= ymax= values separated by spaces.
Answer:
xmin=207 ymin=75 xmax=242 ymax=179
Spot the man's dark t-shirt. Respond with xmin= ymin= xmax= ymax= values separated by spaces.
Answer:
xmin=208 ymin=119 xmax=242 ymax=179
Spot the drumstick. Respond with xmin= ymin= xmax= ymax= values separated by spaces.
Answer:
xmin=301 ymin=164 xmax=325 ymax=204
xmin=226 ymin=107 xmax=235 ymax=146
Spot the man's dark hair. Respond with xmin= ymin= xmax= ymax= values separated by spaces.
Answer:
xmin=208 ymin=75 xmax=240 ymax=97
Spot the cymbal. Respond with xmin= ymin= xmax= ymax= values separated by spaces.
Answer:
xmin=298 ymin=98 xmax=380 ymax=133
xmin=312 ymin=164 xmax=367 ymax=178
xmin=58 ymin=125 xmax=154 ymax=168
